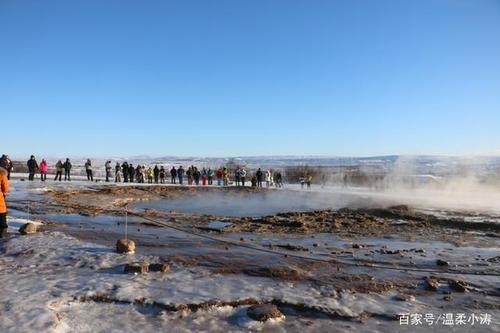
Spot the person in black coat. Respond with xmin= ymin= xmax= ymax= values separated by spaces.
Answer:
xmin=128 ymin=164 xmax=135 ymax=183
xmin=153 ymin=165 xmax=160 ymax=184
xmin=121 ymin=162 xmax=129 ymax=183
xmin=256 ymin=168 xmax=263 ymax=188
xmin=27 ymin=155 xmax=38 ymax=181
xmin=63 ymin=158 xmax=72 ymax=181
xmin=177 ymin=166 xmax=184 ymax=185
xmin=170 ymin=167 xmax=177 ymax=184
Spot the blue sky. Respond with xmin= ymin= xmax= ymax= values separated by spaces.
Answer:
xmin=1 ymin=0 xmax=499 ymax=158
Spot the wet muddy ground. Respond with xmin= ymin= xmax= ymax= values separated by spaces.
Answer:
xmin=2 ymin=181 xmax=499 ymax=332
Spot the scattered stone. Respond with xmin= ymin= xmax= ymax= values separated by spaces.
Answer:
xmin=313 ymin=243 xmax=319 ymax=247
xmin=352 ymin=244 xmax=364 ymax=249
xmin=443 ymin=295 xmax=453 ymax=302
xmin=424 ymin=277 xmax=440 ymax=291
xmin=394 ymin=294 xmax=416 ymax=302
xmin=124 ymin=262 xmax=149 ymax=274
xmin=486 ymin=256 xmax=500 ymax=263
xmin=116 ymin=239 xmax=136 ymax=254
xmin=436 ymin=259 xmax=449 ymax=267
xmin=247 ymin=304 xmax=284 ymax=321
xmin=448 ymin=279 xmax=468 ymax=292
xmin=19 ymin=223 xmax=37 ymax=235
xmin=149 ymin=263 xmax=171 ymax=273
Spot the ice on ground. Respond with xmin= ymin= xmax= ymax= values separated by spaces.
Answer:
xmin=0 ymin=232 xmax=425 ymax=333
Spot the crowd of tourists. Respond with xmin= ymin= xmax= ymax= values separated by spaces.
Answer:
xmin=0 ymin=155 xmax=286 ymax=188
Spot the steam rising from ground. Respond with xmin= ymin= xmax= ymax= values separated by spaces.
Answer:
xmin=337 ymin=156 xmax=500 ymax=214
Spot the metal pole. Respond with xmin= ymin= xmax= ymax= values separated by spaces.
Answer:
xmin=125 ymin=205 xmax=128 ymax=240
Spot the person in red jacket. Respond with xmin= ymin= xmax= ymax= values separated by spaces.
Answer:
xmin=215 ymin=168 xmax=223 ymax=186
xmin=0 ymin=160 xmax=9 ymax=237
xmin=39 ymin=159 xmax=48 ymax=181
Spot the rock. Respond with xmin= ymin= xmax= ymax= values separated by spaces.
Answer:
xmin=116 ymin=239 xmax=135 ymax=253
xmin=436 ymin=259 xmax=449 ymax=266
xmin=19 ymin=223 xmax=37 ymax=234
xmin=394 ymin=294 xmax=416 ymax=302
xmin=443 ymin=295 xmax=453 ymax=301
xmin=247 ymin=304 xmax=284 ymax=321
xmin=313 ymin=243 xmax=319 ymax=247
xmin=448 ymin=279 xmax=468 ymax=292
xmin=486 ymin=256 xmax=500 ymax=263
xmin=352 ymin=244 xmax=364 ymax=249
xmin=149 ymin=263 xmax=171 ymax=273
xmin=124 ymin=262 xmax=149 ymax=274
xmin=424 ymin=277 xmax=440 ymax=291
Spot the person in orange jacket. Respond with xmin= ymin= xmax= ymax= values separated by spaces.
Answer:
xmin=0 ymin=160 xmax=10 ymax=237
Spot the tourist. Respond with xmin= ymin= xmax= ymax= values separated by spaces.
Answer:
xmin=105 ymin=161 xmax=112 ymax=182
xmin=153 ymin=165 xmax=160 ymax=184
xmin=256 ymin=168 xmax=263 ymax=188
xmin=54 ymin=160 xmax=63 ymax=181
xmin=178 ymin=166 xmax=184 ymax=185
xmin=63 ymin=158 xmax=72 ymax=181
xmin=240 ymin=168 xmax=247 ymax=187
xmin=27 ymin=155 xmax=38 ymax=181
xmin=170 ymin=166 xmax=177 ymax=184
xmin=39 ymin=159 xmax=48 ymax=181
xmin=85 ymin=159 xmax=94 ymax=181
xmin=0 ymin=160 xmax=9 ymax=237
xmin=216 ymin=168 xmax=223 ymax=186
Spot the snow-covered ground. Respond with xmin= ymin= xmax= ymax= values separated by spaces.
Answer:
xmin=0 ymin=230 xmax=429 ymax=333
xmin=1 ymin=180 xmax=499 ymax=332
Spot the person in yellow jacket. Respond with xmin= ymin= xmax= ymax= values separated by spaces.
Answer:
xmin=222 ymin=167 xmax=229 ymax=186
xmin=0 ymin=160 xmax=10 ymax=237
xmin=146 ymin=167 xmax=154 ymax=184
